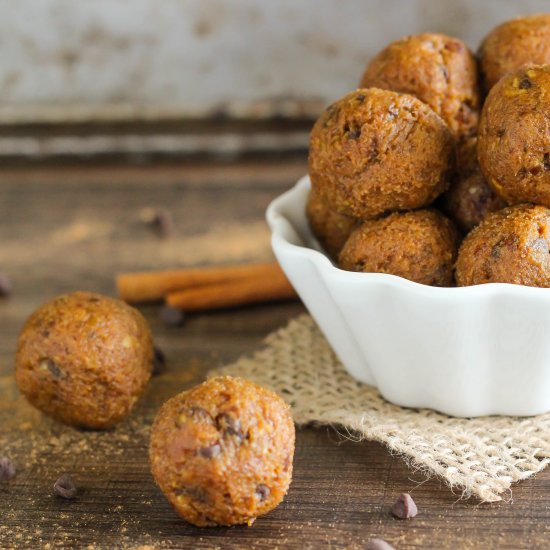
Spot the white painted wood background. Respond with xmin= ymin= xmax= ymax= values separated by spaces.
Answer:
xmin=0 ymin=0 xmax=548 ymax=122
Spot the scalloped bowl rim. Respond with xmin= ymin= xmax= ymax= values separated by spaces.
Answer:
xmin=267 ymin=175 xmax=548 ymax=299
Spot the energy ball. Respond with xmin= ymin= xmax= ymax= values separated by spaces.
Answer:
xmin=359 ymin=33 xmax=480 ymax=140
xmin=456 ymin=204 xmax=550 ymax=287
xmin=339 ymin=209 xmax=459 ymax=286
xmin=442 ymin=138 xmax=505 ymax=232
xmin=479 ymin=14 xmax=550 ymax=94
xmin=306 ymin=189 xmax=358 ymax=259
xmin=15 ymin=291 xmax=153 ymax=429
xmin=309 ymin=88 xmax=455 ymax=220
xmin=149 ymin=376 xmax=295 ymax=527
xmin=478 ymin=65 xmax=550 ymax=207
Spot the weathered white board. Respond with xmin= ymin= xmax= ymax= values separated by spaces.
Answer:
xmin=0 ymin=0 xmax=547 ymax=122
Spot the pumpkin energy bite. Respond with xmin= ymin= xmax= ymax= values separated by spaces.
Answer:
xmin=149 ymin=376 xmax=295 ymax=527
xmin=339 ymin=209 xmax=459 ymax=286
xmin=478 ymin=65 xmax=550 ymax=207
xmin=479 ymin=14 xmax=550 ymax=94
xmin=15 ymin=291 xmax=153 ymax=429
xmin=442 ymin=137 xmax=505 ymax=232
xmin=360 ymin=33 xmax=480 ymax=140
xmin=309 ymin=88 xmax=455 ymax=220
xmin=306 ymin=189 xmax=358 ymax=259
xmin=456 ymin=204 xmax=550 ymax=287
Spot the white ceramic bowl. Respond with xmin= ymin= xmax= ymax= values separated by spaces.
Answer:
xmin=267 ymin=175 xmax=550 ymax=417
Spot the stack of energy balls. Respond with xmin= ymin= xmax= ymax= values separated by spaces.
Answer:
xmin=307 ymin=14 xmax=550 ymax=287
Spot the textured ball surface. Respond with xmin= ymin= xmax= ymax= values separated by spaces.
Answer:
xmin=360 ymin=32 xmax=480 ymax=140
xmin=479 ymin=14 xmax=550 ymax=93
xmin=478 ymin=65 xmax=550 ymax=207
xmin=442 ymin=138 xmax=505 ymax=232
xmin=306 ymin=189 xmax=358 ymax=259
xmin=309 ymin=88 xmax=455 ymax=220
xmin=149 ymin=376 xmax=295 ymax=527
xmin=339 ymin=209 xmax=459 ymax=286
xmin=456 ymin=204 xmax=550 ymax=287
xmin=15 ymin=291 xmax=153 ymax=429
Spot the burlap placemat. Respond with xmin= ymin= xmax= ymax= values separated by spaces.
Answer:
xmin=217 ymin=314 xmax=550 ymax=503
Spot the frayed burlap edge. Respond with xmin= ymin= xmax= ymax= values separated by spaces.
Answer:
xmin=216 ymin=314 xmax=550 ymax=502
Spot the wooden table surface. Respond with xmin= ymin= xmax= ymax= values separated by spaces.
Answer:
xmin=1 ymin=158 xmax=550 ymax=549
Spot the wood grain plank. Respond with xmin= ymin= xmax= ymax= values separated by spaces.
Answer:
xmin=1 ymin=162 xmax=549 ymax=549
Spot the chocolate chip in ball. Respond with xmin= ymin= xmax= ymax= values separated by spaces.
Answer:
xmin=0 ymin=457 xmax=16 ymax=481
xmin=39 ymin=358 xmax=65 ymax=379
xmin=198 ymin=444 xmax=221 ymax=459
xmin=53 ymin=474 xmax=77 ymax=499
xmin=189 ymin=406 xmax=213 ymax=424
xmin=175 ymin=485 xmax=208 ymax=503
xmin=519 ymin=76 xmax=532 ymax=89
xmin=255 ymin=484 xmax=270 ymax=501
xmin=344 ymin=123 xmax=361 ymax=139
xmin=391 ymin=492 xmax=418 ymax=519
xmin=216 ymin=413 xmax=245 ymax=441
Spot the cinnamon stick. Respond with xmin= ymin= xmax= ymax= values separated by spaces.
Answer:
xmin=117 ymin=262 xmax=283 ymax=303
xmin=165 ymin=268 xmax=297 ymax=311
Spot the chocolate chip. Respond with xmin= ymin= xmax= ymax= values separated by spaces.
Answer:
xmin=174 ymin=485 xmax=207 ymax=503
xmin=53 ymin=474 xmax=77 ymax=499
xmin=491 ymin=240 xmax=504 ymax=258
xmin=367 ymin=539 xmax=395 ymax=550
xmin=175 ymin=407 xmax=212 ymax=428
xmin=176 ymin=407 xmax=213 ymax=427
xmin=140 ymin=208 xmax=174 ymax=239
xmin=191 ymin=407 xmax=213 ymax=422
xmin=255 ymin=484 xmax=270 ymax=501
xmin=387 ymin=105 xmax=399 ymax=120
xmin=355 ymin=94 xmax=365 ymax=103
xmin=159 ymin=305 xmax=185 ymax=327
xmin=544 ymin=153 xmax=550 ymax=171
xmin=40 ymin=358 xmax=65 ymax=379
xmin=152 ymin=346 xmax=166 ymax=375
xmin=391 ymin=492 xmax=418 ymax=519
xmin=348 ymin=128 xmax=361 ymax=139
xmin=0 ymin=457 xmax=16 ymax=480
xmin=216 ymin=413 xmax=245 ymax=440
xmin=198 ymin=444 xmax=221 ymax=459
xmin=517 ymin=166 xmax=528 ymax=178
xmin=519 ymin=77 xmax=532 ymax=89
xmin=0 ymin=272 xmax=12 ymax=298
